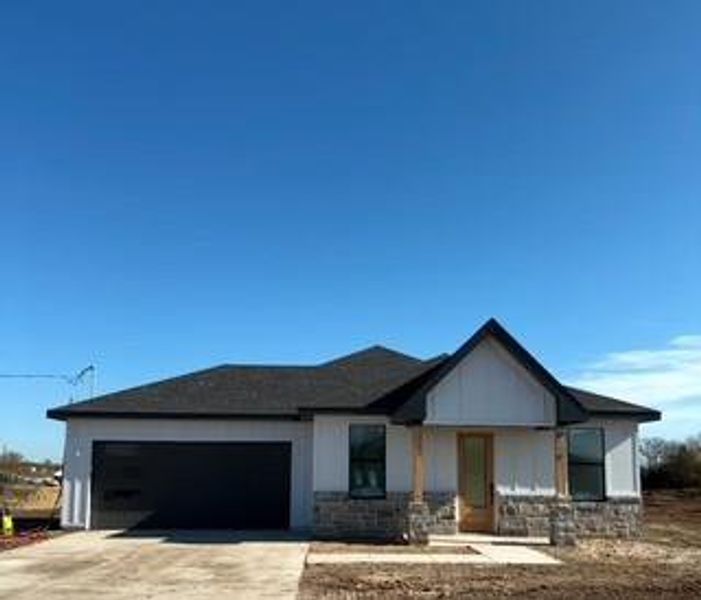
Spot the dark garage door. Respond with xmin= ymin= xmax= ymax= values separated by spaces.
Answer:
xmin=91 ymin=441 xmax=291 ymax=529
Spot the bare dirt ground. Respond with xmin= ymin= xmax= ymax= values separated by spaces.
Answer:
xmin=0 ymin=530 xmax=60 ymax=553
xmin=298 ymin=489 xmax=701 ymax=599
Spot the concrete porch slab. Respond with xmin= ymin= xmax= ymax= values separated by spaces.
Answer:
xmin=468 ymin=543 xmax=561 ymax=564
xmin=429 ymin=533 xmax=550 ymax=546
xmin=308 ymin=545 xmax=560 ymax=566
xmin=307 ymin=553 xmax=494 ymax=565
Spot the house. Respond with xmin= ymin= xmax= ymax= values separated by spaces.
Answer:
xmin=47 ymin=319 xmax=660 ymax=541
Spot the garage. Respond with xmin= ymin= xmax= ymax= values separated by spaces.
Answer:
xmin=91 ymin=441 xmax=291 ymax=529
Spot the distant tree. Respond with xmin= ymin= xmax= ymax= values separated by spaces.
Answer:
xmin=0 ymin=448 xmax=24 ymax=469
xmin=642 ymin=435 xmax=701 ymax=489
xmin=640 ymin=437 xmax=670 ymax=469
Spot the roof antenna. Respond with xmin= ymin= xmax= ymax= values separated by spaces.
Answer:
xmin=0 ymin=364 xmax=97 ymax=404
xmin=67 ymin=365 xmax=96 ymax=403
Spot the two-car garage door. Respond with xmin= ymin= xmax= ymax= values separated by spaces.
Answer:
xmin=91 ymin=441 xmax=291 ymax=529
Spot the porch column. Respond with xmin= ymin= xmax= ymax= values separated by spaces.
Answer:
xmin=551 ymin=428 xmax=576 ymax=546
xmin=408 ymin=426 xmax=430 ymax=544
xmin=411 ymin=426 xmax=425 ymax=503
xmin=554 ymin=429 xmax=569 ymax=498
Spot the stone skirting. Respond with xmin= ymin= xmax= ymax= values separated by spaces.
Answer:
xmin=313 ymin=491 xmax=456 ymax=540
xmin=497 ymin=495 xmax=554 ymax=536
xmin=498 ymin=495 xmax=642 ymax=538
xmin=572 ymin=497 xmax=642 ymax=538
xmin=314 ymin=492 xmax=642 ymax=540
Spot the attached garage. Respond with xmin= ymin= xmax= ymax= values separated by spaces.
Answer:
xmin=55 ymin=418 xmax=313 ymax=531
xmin=91 ymin=441 xmax=291 ymax=529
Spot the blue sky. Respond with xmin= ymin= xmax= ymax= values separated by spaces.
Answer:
xmin=2 ymin=1 xmax=699 ymax=460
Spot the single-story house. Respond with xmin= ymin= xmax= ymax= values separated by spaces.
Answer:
xmin=48 ymin=319 xmax=660 ymax=540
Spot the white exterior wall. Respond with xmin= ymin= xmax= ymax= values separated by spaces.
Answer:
xmin=310 ymin=415 xmax=640 ymax=499
xmin=312 ymin=415 xmax=413 ymax=492
xmin=494 ymin=429 xmax=556 ymax=495
xmin=60 ymin=418 xmax=314 ymax=530
xmin=425 ymin=338 xmax=557 ymax=427
xmin=312 ymin=416 xmax=554 ymax=496
xmin=571 ymin=419 xmax=640 ymax=497
xmin=313 ymin=415 xmax=459 ymax=493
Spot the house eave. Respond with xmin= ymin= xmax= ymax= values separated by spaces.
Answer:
xmin=46 ymin=409 xmax=304 ymax=422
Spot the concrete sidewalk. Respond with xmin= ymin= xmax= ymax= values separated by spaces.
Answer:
xmin=308 ymin=544 xmax=560 ymax=566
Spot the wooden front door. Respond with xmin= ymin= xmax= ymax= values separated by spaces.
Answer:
xmin=458 ymin=433 xmax=494 ymax=532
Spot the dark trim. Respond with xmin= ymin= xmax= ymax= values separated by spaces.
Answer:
xmin=568 ymin=427 xmax=606 ymax=502
xmin=46 ymin=409 xmax=302 ymax=422
xmin=588 ymin=410 xmax=662 ymax=423
xmin=348 ymin=423 xmax=387 ymax=500
xmin=297 ymin=406 xmax=375 ymax=416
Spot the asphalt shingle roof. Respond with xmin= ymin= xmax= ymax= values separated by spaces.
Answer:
xmin=47 ymin=346 xmax=443 ymax=420
xmin=46 ymin=320 xmax=661 ymax=423
xmin=565 ymin=386 xmax=661 ymax=421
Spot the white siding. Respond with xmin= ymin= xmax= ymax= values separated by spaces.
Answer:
xmin=571 ymin=419 xmax=640 ymax=497
xmin=424 ymin=429 xmax=458 ymax=492
xmin=312 ymin=415 xmax=414 ymax=492
xmin=60 ymin=418 xmax=314 ymax=530
xmin=312 ymin=417 xmax=554 ymax=496
xmin=425 ymin=337 xmax=557 ymax=427
xmin=494 ymin=429 xmax=555 ymax=495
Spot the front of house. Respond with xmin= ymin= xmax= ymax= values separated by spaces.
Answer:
xmin=48 ymin=319 xmax=660 ymax=540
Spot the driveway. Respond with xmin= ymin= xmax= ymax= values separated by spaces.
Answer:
xmin=0 ymin=530 xmax=309 ymax=599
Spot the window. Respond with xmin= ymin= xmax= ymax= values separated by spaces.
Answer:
xmin=349 ymin=424 xmax=386 ymax=498
xmin=568 ymin=428 xmax=605 ymax=501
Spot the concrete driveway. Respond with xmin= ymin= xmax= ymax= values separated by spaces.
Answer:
xmin=0 ymin=530 xmax=309 ymax=599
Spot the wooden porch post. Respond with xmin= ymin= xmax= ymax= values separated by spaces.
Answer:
xmin=412 ymin=427 xmax=425 ymax=503
xmin=554 ymin=429 xmax=569 ymax=498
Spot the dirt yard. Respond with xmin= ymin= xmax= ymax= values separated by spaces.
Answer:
xmin=298 ymin=489 xmax=701 ymax=599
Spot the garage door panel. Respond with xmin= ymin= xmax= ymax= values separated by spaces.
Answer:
xmin=91 ymin=442 xmax=291 ymax=529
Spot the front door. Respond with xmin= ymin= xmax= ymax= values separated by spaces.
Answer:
xmin=458 ymin=433 xmax=494 ymax=532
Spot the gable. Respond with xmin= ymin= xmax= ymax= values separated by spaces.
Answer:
xmin=424 ymin=336 xmax=557 ymax=426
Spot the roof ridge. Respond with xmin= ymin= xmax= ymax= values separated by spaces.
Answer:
xmin=320 ymin=344 xmax=423 ymax=367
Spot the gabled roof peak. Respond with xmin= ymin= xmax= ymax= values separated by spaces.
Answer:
xmin=391 ymin=318 xmax=589 ymax=425
xmin=320 ymin=344 xmax=423 ymax=367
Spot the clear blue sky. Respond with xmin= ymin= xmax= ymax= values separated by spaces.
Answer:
xmin=2 ymin=1 xmax=699 ymax=461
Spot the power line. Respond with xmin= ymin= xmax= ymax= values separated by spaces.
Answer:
xmin=0 ymin=374 xmax=71 ymax=380
xmin=0 ymin=365 xmax=97 ymax=402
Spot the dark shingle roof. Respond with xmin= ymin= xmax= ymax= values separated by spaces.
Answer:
xmin=565 ymin=386 xmax=661 ymax=422
xmin=46 ymin=320 xmax=661 ymax=424
xmin=46 ymin=346 xmax=442 ymax=420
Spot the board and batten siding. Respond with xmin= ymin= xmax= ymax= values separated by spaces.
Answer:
xmin=424 ymin=337 xmax=557 ymax=427
xmin=312 ymin=415 xmax=458 ymax=493
xmin=312 ymin=416 xmax=555 ymax=495
xmin=494 ymin=429 xmax=556 ymax=495
xmin=60 ymin=418 xmax=314 ymax=530
xmin=570 ymin=419 xmax=640 ymax=497
xmin=312 ymin=415 xmax=639 ymax=499
xmin=312 ymin=415 xmax=414 ymax=492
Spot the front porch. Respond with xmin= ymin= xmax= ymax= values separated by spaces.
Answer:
xmin=405 ymin=425 xmax=574 ymax=544
xmin=311 ymin=415 xmax=642 ymax=543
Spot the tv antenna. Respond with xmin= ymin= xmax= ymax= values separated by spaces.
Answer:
xmin=0 ymin=365 xmax=97 ymax=403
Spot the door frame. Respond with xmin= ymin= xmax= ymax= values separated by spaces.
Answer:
xmin=456 ymin=432 xmax=495 ymax=533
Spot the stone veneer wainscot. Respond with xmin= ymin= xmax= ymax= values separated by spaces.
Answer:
xmin=313 ymin=492 xmax=642 ymax=540
xmin=313 ymin=491 xmax=456 ymax=539
xmin=497 ymin=495 xmax=642 ymax=538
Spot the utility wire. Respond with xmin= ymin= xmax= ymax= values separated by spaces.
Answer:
xmin=0 ymin=366 xmax=97 ymax=401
